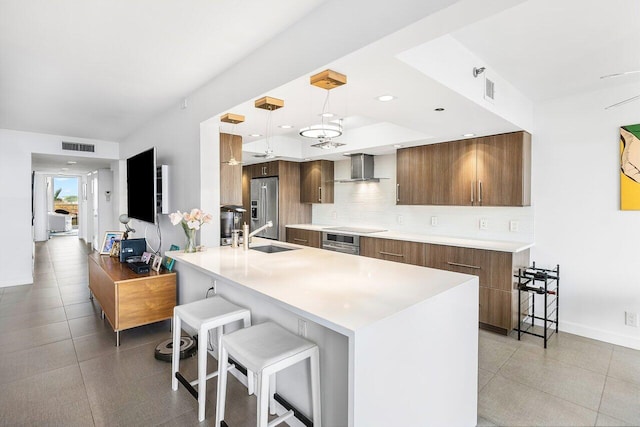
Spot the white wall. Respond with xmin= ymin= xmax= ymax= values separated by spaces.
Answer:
xmin=313 ymin=154 xmax=535 ymax=243
xmin=0 ymin=128 xmax=119 ymax=287
xmin=532 ymin=82 xmax=640 ymax=349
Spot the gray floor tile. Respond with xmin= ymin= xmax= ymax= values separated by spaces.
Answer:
xmin=516 ymin=331 xmax=614 ymax=375
xmin=500 ymin=347 xmax=606 ymax=410
xmin=596 ymin=413 xmax=633 ymax=426
xmin=476 ymin=415 xmax=497 ymax=426
xmin=0 ymin=339 xmax=78 ymax=385
xmin=68 ymin=313 xmax=114 ymax=338
xmin=478 ymin=332 xmax=519 ymax=373
xmin=608 ymin=346 xmax=640 ymax=386
xmin=0 ymin=320 xmax=70 ymax=354
xmin=478 ymin=374 xmax=598 ymax=426
xmin=0 ymin=306 xmax=67 ymax=332
xmin=478 ymin=368 xmax=494 ymax=392
xmin=65 ymin=299 xmax=102 ymax=320
xmin=599 ymin=377 xmax=640 ymax=426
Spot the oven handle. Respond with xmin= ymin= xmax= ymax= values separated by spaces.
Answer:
xmin=322 ymin=243 xmax=358 ymax=253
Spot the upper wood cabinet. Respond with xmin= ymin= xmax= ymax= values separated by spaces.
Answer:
xmin=220 ymin=133 xmax=243 ymax=206
xmin=300 ymin=160 xmax=334 ymax=204
xmin=360 ymin=237 xmax=426 ymax=266
xmin=251 ymin=161 xmax=279 ymax=178
xmin=396 ymin=131 xmax=531 ymax=207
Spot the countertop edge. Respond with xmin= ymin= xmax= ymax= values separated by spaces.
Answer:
xmin=286 ymin=224 xmax=534 ymax=253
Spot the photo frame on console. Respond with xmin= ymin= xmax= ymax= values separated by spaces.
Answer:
xmin=100 ymin=231 xmax=124 ymax=255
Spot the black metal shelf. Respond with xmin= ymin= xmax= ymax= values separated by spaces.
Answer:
xmin=516 ymin=262 xmax=560 ymax=348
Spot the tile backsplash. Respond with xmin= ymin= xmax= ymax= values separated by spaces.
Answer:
xmin=312 ymin=154 xmax=534 ymax=242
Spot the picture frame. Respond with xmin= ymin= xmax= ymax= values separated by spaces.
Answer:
xmin=151 ymin=254 xmax=163 ymax=272
xmin=100 ymin=231 xmax=124 ymax=255
xmin=162 ymin=244 xmax=179 ymax=272
xmin=141 ymin=251 xmax=153 ymax=264
xmin=109 ymin=239 xmax=121 ymax=258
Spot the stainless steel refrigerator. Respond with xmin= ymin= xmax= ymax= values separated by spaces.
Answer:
xmin=250 ymin=177 xmax=278 ymax=240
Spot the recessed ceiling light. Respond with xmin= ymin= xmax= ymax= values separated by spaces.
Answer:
xmin=61 ymin=167 xmax=69 ymax=171
xmin=66 ymin=161 xmax=77 ymax=165
xmin=249 ymin=133 xmax=262 ymax=137
xmin=463 ymin=133 xmax=475 ymax=137
xmin=393 ymin=144 xmax=403 ymax=148
xmin=320 ymin=112 xmax=335 ymax=118
xmin=279 ymin=125 xmax=293 ymax=129
xmin=376 ymin=95 xmax=396 ymax=102
xmin=434 ymin=107 xmax=445 ymax=112
xmin=303 ymin=158 xmax=311 ymax=161
xmin=343 ymin=152 xmax=352 ymax=156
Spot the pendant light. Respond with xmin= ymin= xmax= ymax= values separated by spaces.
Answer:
xmin=300 ymin=69 xmax=347 ymax=148
xmin=220 ymin=113 xmax=244 ymax=166
xmin=254 ymin=96 xmax=284 ymax=159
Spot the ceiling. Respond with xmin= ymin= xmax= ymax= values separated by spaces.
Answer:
xmin=0 ymin=0 xmax=326 ymax=141
xmin=222 ymin=0 xmax=640 ymax=164
xmin=4 ymin=0 xmax=640 ymax=171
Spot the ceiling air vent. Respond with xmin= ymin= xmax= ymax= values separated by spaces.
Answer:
xmin=484 ymin=77 xmax=495 ymax=102
xmin=62 ymin=141 xmax=95 ymax=152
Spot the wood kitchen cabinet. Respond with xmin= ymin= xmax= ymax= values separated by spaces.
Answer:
xmin=220 ymin=133 xmax=243 ymax=206
xmin=360 ymin=237 xmax=426 ymax=266
xmin=300 ymin=160 xmax=334 ymax=203
xmin=426 ymin=244 xmax=530 ymax=333
xmin=286 ymin=228 xmax=321 ymax=248
xmin=253 ymin=161 xmax=279 ymax=178
xmin=396 ymin=131 xmax=531 ymax=207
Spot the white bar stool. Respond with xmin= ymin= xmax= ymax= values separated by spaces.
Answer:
xmin=171 ymin=296 xmax=253 ymax=422
xmin=215 ymin=322 xmax=321 ymax=427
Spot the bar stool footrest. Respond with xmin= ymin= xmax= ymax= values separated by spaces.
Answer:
xmin=175 ymin=372 xmax=198 ymax=399
xmin=267 ymin=410 xmax=295 ymax=427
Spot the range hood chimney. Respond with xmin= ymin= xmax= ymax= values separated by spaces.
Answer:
xmin=335 ymin=153 xmax=388 ymax=183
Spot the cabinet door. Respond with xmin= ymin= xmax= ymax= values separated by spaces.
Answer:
xmin=396 ymin=146 xmax=425 ymax=204
xmin=220 ymin=133 xmax=243 ymax=205
xmin=426 ymin=244 xmax=512 ymax=290
xmin=479 ymin=287 xmax=512 ymax=331
xmin=300 ymin=160 xmax=334 ymax=203
xmin=476 ymin=131 xmax=531 ymax=206
xmin=286 ymin=228 xmax=321 ymax=248
xmin=425 ymin=139 xmax=476 ymax=206
xmin=360 ymin=237 xmax=426 ymax=266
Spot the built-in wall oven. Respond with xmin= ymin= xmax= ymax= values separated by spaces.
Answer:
xmin=322 ymin=232 xmax=360 ymax=255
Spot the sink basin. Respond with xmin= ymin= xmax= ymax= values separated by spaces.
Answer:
xmin=250 ymin=245 xmax=298 ymax=254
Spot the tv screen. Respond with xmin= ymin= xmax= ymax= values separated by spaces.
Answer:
xmin=127 ymin=147 xmax=156 ymax=224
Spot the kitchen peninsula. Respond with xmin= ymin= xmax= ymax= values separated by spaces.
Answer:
xmin=169 ymin=238 xmax=479 ymax=426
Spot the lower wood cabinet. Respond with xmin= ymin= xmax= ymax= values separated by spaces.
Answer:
xmin=286 ymin=228 xmax=321 ymax=248
xmin=360 ymin=237 xmax=426 ymax=266
xmin=426 ymin=244 xmax=529 ymax=334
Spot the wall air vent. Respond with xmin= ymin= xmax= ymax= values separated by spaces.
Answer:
xmin=484 ymin=77 xmax=495 ymax=102
xmin=62 ymin=142 xmax=95 ymax=152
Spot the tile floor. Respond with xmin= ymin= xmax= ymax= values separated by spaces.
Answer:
xmin=0 ymin=236 xmax=638 ymax=426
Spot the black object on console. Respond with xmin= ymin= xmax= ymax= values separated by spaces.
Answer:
xmin=120 ymin=238 xmax=146 ymax=262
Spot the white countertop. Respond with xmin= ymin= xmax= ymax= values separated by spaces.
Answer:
xmin=168 ymin=239 xmax=477 ymax=336
xmin=286 ymin=223 xmax=533 ymax=253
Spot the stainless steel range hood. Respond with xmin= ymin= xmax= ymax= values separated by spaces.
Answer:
xmin=335 ymin=153 xmax=388 ymax=183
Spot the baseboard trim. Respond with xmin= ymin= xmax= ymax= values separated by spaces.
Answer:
xmin=560 ymin=320 xmax=640 ymax=350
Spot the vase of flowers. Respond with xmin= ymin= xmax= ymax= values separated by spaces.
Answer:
xmin=169 ymin=209 xmax=213 ymax=253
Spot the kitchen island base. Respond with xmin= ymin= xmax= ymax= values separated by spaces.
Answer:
xmin=170 ymin=241 xmax=478 ymax=426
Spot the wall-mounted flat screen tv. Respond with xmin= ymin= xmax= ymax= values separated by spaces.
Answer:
xmin=127 ymin=147 xmax=156 ymax=224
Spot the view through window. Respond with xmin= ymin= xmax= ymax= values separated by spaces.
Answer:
xmin=53 ymin=176 xmax=79 ymax=226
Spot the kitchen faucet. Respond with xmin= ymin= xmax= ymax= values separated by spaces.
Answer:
xmin=242 ymin=221 xmax=273 ymax=251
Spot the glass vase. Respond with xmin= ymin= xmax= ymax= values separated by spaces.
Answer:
xmin=183 ymin=225 xmax=197 ymax=253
